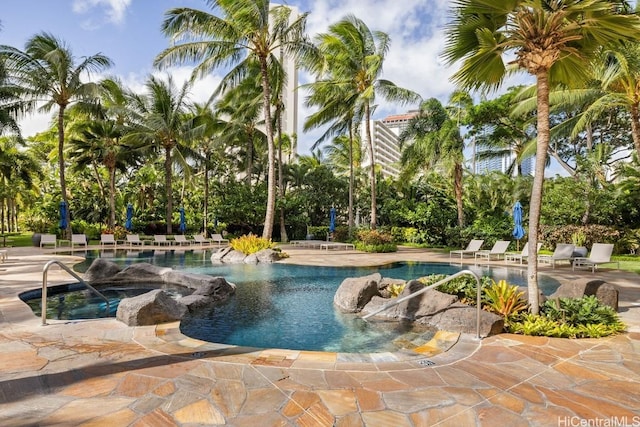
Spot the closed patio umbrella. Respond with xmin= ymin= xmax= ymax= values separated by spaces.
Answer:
xmin=59 ymin=201 xmax=68 ymax=230
xmin=512 ymin=201 xmax=525 ymax=250
xmin=179 ymin=207 xmax=187 ymax=234
xmin=125 ymin=203 xmax=133 ymax=231
xmin=329 ymin=207 xmax=336 ymax=234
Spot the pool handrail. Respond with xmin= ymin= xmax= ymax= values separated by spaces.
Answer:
xmin=361 ymin=269 xmax=483 ymax=340
xmin=41 ymin=259 xmax=110 ymax=326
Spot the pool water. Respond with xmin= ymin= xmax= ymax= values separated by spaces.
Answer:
xmin=48 ymin=250 xmax=561 ymax=353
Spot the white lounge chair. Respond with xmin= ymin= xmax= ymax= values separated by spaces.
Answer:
xmin=100 ymin=234 xmax=116 ymax=248
xmin=505 ymin=242 xmax=542 ymax=265
xmin=210 ymin=233 xmax=229 ymax=247
xmin=40 ymin=234 xmax=57 ymax=248
xmin=572 ymin=243 xmax=618 ymax=273
xmin=174 ymin=235 xmax=193 ymax=246
xmin=474 ymin=240 xmax=511 ymax=261
xmin=152 ymin=235 xmax=173 ymax=246
xmin=193 ymin=234 xmax=212 ymax=246
xmin=538 ymin=243 xmax=575 ymax=268
xmin=71 ymin=234 xmax=88 ymax=249
xmin=450 ymin=239 xmax=484 ymax=259
xmin=125 ymin=234 xmax=145 ymax=247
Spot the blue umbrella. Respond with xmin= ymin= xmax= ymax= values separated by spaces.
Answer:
xmin=512 ymin=201 xmax=525 ymax=244
xmin=125 ymin=203 xmax=134 ymax=231
xmin=329 ymin=207 xmax=336 ymax=233
xmin=58 ymin=201 xmax=68 ymax=230
xmin=179 ymin=207 xmax=187 ymax=234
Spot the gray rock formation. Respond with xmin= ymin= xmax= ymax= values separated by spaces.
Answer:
xmin=210 ymin=247 xmax=283 ymax=264
xmin=333 ymin=273 xmax=382 ymax=313
xmin=116 ymin=289 xmax=187 ymax=326
xmin=83 ymin=258 xmax=124 ymax=282
xmin=550 ymin=279 xmax=619 ymax=310
xmin=416 ymin=304 xmax=504 ymax=337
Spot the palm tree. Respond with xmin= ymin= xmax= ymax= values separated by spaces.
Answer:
xmin=155 ymin=0 xmax=315 ymax=240
xmin=0 ymin=32 xmax=112 ymax=238
xmin=443 ymin=0 xmax=640 ymax=313
xmin=126 ymin=75 xmax=199 ymax=234
xmin=310 ymin=15 xmax=420 ymax=230
xmin=399 ymin=97 xmax=466 ymax=228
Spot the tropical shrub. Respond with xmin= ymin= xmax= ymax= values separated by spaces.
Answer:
xmin=483 ymin=280 xmax=528 ymax=318
xmin=507 ymin=296 xmax=625 ymax=338
xmin=355 ymin=229 xmax=397 ymax=253
xmin=421 ymin=274 xmax=492 ymax=305
xmin=230 ymin=233 xmax=276 ymax=255
xmin=387 ymin=283 xmax=406 ymax=298
xmin=540 ymin=224 xmax=620 ymax=252
xmin=104 ymin=225 xmax=127 ymax=240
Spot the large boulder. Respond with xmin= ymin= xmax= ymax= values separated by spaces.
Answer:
xmin=116 ymin=289 xmax=187 ymax=326
xmin=221 ymin=250 xmax=248 ymax=264
xmin=550 ymin=279 xmax=619 ymax=310
xmin=210 ymin=246 xmax=233 ymax=262
xmin=361 ymin=281 xmax=458 ymax=320
xmin=84 ymin=259 xmax=122 ymax=282
xmin=334 ymin=273 xmax=382 ymax=313
xmin=191 ymin=276 xmax=236 ymax=300
xmin=248 ymin=249 xmax=281 ymax=264
xmin=417 ymin=303 xmax=504 ymax=337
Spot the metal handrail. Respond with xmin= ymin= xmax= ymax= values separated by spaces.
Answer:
xmin=41 ymin=259 xmax=110 ymax=325
xmin=361 ymin=269 xmax=483 ymax=339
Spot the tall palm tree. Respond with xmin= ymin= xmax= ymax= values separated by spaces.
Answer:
xmin=0 ymin=32 xmax=112 ymax=238
xmin=310 ymin=15 xmax=420 ymax=230
xmin=443 ymin=0 xmax=640 ymax=313
xmin=399 ymin=97 xmax=466 ymax=228
xmin=155 ymin=0 xmax=315 ymax=240
xmin=126 ymin=75 xmax=199 ymax=234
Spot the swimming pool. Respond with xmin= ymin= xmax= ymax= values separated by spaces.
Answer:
xmin=50 ymin=250 xmax=561 ymax=353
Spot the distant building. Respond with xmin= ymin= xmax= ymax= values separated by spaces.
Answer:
xmin=360 ymin=120 xmax=402 ymax=179
xmin=381 ymin=110 xmax=419 ymax=136
xmin=474 ymin=146 xmax=534 ymax=176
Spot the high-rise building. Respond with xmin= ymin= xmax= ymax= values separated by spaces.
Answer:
xmin=473 ymin=145 xmax=534 ymax=176
xmin=360 ymin=119 xmax=402 ymax=179
xmin=381 ymin=110 xmax=419 ymax=137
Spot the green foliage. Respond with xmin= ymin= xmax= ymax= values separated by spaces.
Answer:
xmin=71 ymin=220 xmax=102 ymax=240
xmin=387 ymin=283 xmax=406 ymax=298
xmin=483 ymin=280 xmax=528 ymax=318
xmin=540 ymin=224 xmax=621 ymax=252
xmin=507 ymin=296 xmax=626 ymax=338
xmin=104 ymin=226 xmax=127 ymax=240
xmin=355 ymin=229 xmax=397 ymax=253
xmin=423 ymin=274 xmax=492 ymax=305
xmin=570 ymin=230 xmax=587 ymax=247
xmin=230 ymin=233 xmax=276 ymax=255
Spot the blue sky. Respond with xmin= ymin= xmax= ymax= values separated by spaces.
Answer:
xmin=2 ymin=0 xmax=536 ymax=158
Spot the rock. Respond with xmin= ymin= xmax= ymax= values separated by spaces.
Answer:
xmin=111 ymin=263 xmax=172 ymax=283
xmin=179 ymin=294 xmax=213 ymax=312
xmin=84 ymin=259 xmax=122 ymax=282
xmin=191 ymin=276 xmax=236 ymax=300
xmin=254 ymin=249 xmax=281 ymax=263
xmin=116 ymin=289 xmax=187 ymax=326
xmin=222 ymin=250 xmax=248 ymax=264
xmin=361 ymin=281 xmax=457 ymax=320
xmin=333 ymin=273 xmax=382 ymax=313
xmin=550 ymin=279 xmax=619 ymax=310
xmin=417 ymin=303 xmax=504 ymax=337
xmin=211 ymin=246 xmax=233 ymax=262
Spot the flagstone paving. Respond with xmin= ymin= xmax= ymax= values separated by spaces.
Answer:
xmin=0 ymin=245 xmax=639 ymax=426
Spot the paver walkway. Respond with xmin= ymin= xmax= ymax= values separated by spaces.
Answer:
xmin=0 ymin=245 xmax=639 ymax=426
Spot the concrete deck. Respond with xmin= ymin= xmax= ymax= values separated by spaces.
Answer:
xmin=0 ymin=245 xmax=639 ymax=426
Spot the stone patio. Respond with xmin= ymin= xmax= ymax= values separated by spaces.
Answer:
xmin=0 ymin=245 xmax=638 ymax=426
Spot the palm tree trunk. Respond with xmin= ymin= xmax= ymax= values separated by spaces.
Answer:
xmin=527 ymin=71 xmax=552 ymax=315
xmin=165 ymin=145 xmax=173 ymax=234
xmin=58 ymin=106 xmax=71 ymax=239
xmin=365 ymin=103 xmax=377 ymax=230
xmin=259 ymin=58 xmax=276 ymax=240
xmin=203 ymin=151 xmax=210 ymax=237
xmin=348 ymin=123 xmax=355 ymax=238
xmin=630 ymin=103 xmax=640 ymax=159
xmin=454 ymin=163 xmax=464 ymax=228
xmin=109 ymin=166 xmax=116 ymax=229
xmin=277 ymin=109 xmax=288 ymax=243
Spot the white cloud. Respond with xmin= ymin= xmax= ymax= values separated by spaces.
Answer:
xmin=72 ymin=0 xmax=132 ymax=26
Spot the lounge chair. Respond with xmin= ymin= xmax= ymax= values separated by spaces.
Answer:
xmin=572 ymin=243 xmax=618 ymax=273
xmin=449 ymin=239 xmax=484 ymax=259
xmin=210 ymin=233 xmax=229 ymax=247
xmin=40 ymin=234 xmax=57 ymax=248
xmin=174 ymin=235 xmax=193 ymax=246
xmin=71 ymin=234 xmax=88 ymax=249
xmin=125 ymin=234 xmax=145 ymax=247
xmin=100 ymin=234 xmax=116 ymax=248
xmin=193 ymin=234 xmax=212 ymax=246
xmin=474 ymin=240 xmax=511 ymax=261
xmin=505 ymin=242 xmax=542 ymax=265
xmin=152 ymin=235 xmax=173 ymax=246
xmin=538 ymin=243 xmax=575 ymax=268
